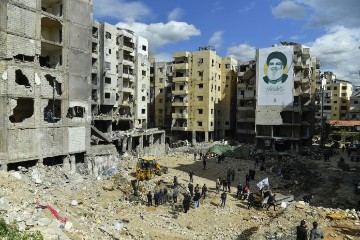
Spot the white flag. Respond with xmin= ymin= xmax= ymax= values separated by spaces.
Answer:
xmin=257 ymin=177 xmax=269 ymax=190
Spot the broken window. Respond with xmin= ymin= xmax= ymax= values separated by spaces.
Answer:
xmin=44 ymin=99 xmax=61 ymax=123
xmin=67 ymin=106 xmax=85 ymax=118
xmin=105 ymin=77 xmax=111 ymax=84
xmin=40 ymin=42 xmax=62 ymax=68
xmin=15 ymin=70 xmax=31 ymax=89
xmin=9 ymin=98 xmax=34 ymax=123
xmin=14 ymin=54 xmax=34 ymax=62
xmin=142 ymin=45 xmax=147 ymax=51
xmin=41 ymin=0 xmax=63 ymax=17
xmin=45 ymin=74 xmax=62 ymax=95
xmin=41 ymin=17 xmax=62 ymax=43
xmin=105 ymin=93 xmax=110 ymax=98
xmin=105 ymin=32 xmax=111 ymax=39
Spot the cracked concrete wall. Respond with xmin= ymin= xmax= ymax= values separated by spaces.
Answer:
xmin=0 ymin=0 xmax=93 ymax=165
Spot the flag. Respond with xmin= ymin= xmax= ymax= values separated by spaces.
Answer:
xmin=257 ymin=177 xmax=269 ymax=190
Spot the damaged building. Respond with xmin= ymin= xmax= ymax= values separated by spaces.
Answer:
xmin=0 ymin=0 xmax=93 ymax=170
xmin=90 ymin=21 xmax=165 ymax=161
xmin=254 ymin=43 xmax=320 ymax=151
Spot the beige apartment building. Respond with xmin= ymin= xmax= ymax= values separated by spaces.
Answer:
xmin=171 ymin=46 xmax=236 ymax=143
xmin=317 ymin=71 xmax=352 ymax=121
xmin=350 ymin=86 xmax=360 ymax=120
xmin=0 ymin=0 xmax=93 ymax=170
xmin=255 ymin=43 xmax=319 ymax=151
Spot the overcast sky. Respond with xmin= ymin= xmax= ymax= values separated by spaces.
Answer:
xmin=93 ymin=0 xmax=360 ymax=85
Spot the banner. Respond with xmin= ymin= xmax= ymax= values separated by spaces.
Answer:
xmin=257 ymin=46 xmax=294 ymax=106
xmin=257 ymin=177 xmax=269 ymax=190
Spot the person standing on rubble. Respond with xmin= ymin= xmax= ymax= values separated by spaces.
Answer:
xmin=309 ymin=221 xmax=324 ymax=240
xmin=147 ymin=191 xmax=152 ymax=206
xmin=194 ymin=184 xmax=200 ymax=194
xmin=245 ymin=173 xmax=250 ymax=184
xmin=193 ymin=191 xmax=201 ymax=209
xmin=154 ymin=191 xmax=159 ymax=207
xmin=231 ymin=169 xmax=236 ymax=182
xmin=183 ymin=194 xmax=191 ymax=213
xmin=173 ymin=186 xmax=179 ymax=203
xmin=188 ymin=170 xmax=194 ymax=183
xmin=227 ymin=179 xmax=231 ymax=193
xmin=158 ymin=189 xmax=163 ymax=205
xmin=201 ymin=184 xmax=207 ymax=199
xmin=194 ymin=152 xmax=197 ymax=161
xmin=296 ymin=220 xmax=308 ymax=240
xmin=188 ymin=182 xmax=194 ymax=197
xmin=236 ymin=183 xmax=243 ymax=199
xmin=222 ymin=179 xmax=228 ymax=192
xmin=216 ymin=177 xmax=221 ymax=194
xmin=220 ymin=191 xmax=227 ymax=207
xmin=267 ymin=193 xmax=276 ymax=211
xmin=173 ymin=176 xmax=179 ymax=187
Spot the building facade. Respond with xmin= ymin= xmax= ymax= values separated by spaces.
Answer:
xmin=171 ymin=46 xmax=236 ymax=143
xmin=255 ymin=43 xmax=319 ymax=151
xmin=0 ymin=0 xmax=93 ymax=170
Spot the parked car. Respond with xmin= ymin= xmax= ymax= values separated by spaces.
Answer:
xmin=348 ymin=144 xmax=360 ymax=152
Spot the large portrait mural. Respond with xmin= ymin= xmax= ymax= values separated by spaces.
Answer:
xmin=257 ymin=46 xmax=293 ymax=106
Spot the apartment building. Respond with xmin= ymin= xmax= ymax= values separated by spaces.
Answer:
xmin=0 ymin=0 xmax=93 ymax=170
xmin=236 ymin=60 xmax=256 ymax=143
xmin=317 ymin=71 xmax=352 ymax=121
xmin=90 ymin=22 xmax=165 ymax=157
xmin=255 ymin=43 xmax=319 ymax=151
xmin=151 ymin=61 xmax=173 ymax=129
xmin=171 ymin=46 xmax=236 ymax=143
xmin=349 ymin=86 xmax=360 ymax=120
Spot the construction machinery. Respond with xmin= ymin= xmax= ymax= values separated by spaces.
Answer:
xmin=135 ymin=156 xmax=168 ymax=181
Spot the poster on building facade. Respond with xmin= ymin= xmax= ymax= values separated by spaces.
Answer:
xmin=257 ymin=46 xmax=294 ymax=106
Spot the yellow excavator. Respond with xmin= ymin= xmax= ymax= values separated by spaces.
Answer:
xmin=135 ymin=156 xmax=168 ymax=181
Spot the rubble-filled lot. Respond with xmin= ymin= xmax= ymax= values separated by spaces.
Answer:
xmin=1 ymin=144 xmax=360 ymax=239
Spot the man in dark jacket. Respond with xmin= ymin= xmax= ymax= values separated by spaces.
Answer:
xmin=154 ymin=191 xmax=159 ymax=206
xmin=188 ymin=182 xmax=194 ymax=197
xmin=183 ymin=194 xmax=191 ymax=213
xmin=147 ymin=191 xmax=152 ymax=206
xmin=173 ymin=186 xmax=179 ymax=203
xmin=267 ymin=193 xmax=276 ymax=211
xmin=296 ymin=220 xmax=308 ymax=240
xmin=201 ymin=184 xmax=207 ymax=199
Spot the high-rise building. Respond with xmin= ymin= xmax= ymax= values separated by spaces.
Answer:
xmin=0 ymin=0 xmax=93 ymax=170
xmin=349 ymin=86 xmax=360 ymax=120
xmin=318 ymin=71 xmax=352 ymax=121
xmin=171 ymin=46 xmax=236 ymax=143
xmin=255 ymin=43 xmax=319 ymax=151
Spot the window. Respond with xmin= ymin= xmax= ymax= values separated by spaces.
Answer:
xmin=211 ymin=109 xmax=213 ymax=114
xmin=142 ymin=70 xmax=146 ymax=76
xmin=333 ymin=101 xmax=337 ymax=103
xmin=108 ymin=49 xmax=111 ymax=54
xmin=179 ymin=85 xmax=184 ymax=90
xmin=226 ymin=84 xmax=228 ymax=88
xmin=225 ymin=64 xmax=230 ymax=68
xmin=105 ymin=93 xmax=110 ymax=98
xmin=159 ymin=68 xmax=163 ymax=73
xmin=211 ymin=97 xmax=213 ymax=102
xmin=198 ymin=71 xmax=203 ymax=77
xmin=218 ymin=110 xmax=220 ymax=114
xmin=142 ymin=96 xmax=146 ymax=101
xmin=105 ymin=62 xmax=111 ymax=70
xmin=198 ymin=84 xmax=203 ymax=89
xmin=211 ymin=121 xmax=213 ymax=126
xmin=198 ymin=58 xmax=203 ymax=64
xmin=197 ymin=121 xmax=202 ymax=126
xmin=341 ymin=106 xmax=347 ymax=110
xmin=105 ymin=77 xmax=111 ymax=84
xmin=334 ymin=86 xmax=338 ymax=90
xmin=159 ymin=89 xmax=163 ymax=93
xmin=142 ymin=45 xmax=147 ymax=51
xmin=355 ymin=101 xmax=359 ymax=104
xmin=341 ymin=93 xmax=347 ymax=97
xmin=105 ymin=32 xmax=111 ymax=39
xmin=159 ymin=99 xmax=163 ymax=103
xmin=342 ymin=86 xmax=347 ymax=90
xmin=327 ymin=87 xmax=331 ymax=90
xmin=225 ymin=121 xmax=229 ymax=125
xmin=197 ymin=96 xmax=203 ymax=101
xmin=219 ymin=64 xmax=221 ymax=68
xmin=198 ymin=109 xmax=203 ymax=114
xmin=226 ymin=76 xmax=230 ymax=80
xmin=142 ymin=109 xmax=146 ymax=114
xmin=218 ymin=86 xmax=220 ymax=91
xmin=159 ymin=78 xmax=163 ymax=83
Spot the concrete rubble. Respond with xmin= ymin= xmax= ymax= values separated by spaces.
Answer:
xmin=0 ymin=143 xmax=360 ymax=239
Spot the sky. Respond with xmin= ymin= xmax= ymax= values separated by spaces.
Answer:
xmin=93 ymin=0 xmax=360 ymax=85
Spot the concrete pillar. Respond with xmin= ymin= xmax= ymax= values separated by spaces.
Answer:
xmin=192 ymin=131 xmax=196 ymax=145
xmin=205 ymin=131 xmax=209 ymax=142
xmin=70 ymin=155 xmax=76 ymax=174
xmin=121 ymin=138 xmax=127 ymax=153
xmin=127 ymin=137 xmax=132 ymax=152
xmin=63 ymin=155 xmax=71 ymax=172
xmin=84 ymin=155 xmax=93 ymax=176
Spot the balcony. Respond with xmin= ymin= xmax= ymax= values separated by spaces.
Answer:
xmin=237 ymin=117 xmax=255 ymax=122
xmin=236 ymin=106 xmax=255 ymax=111
xmin=172 ymin=89 xmax=188 ymax=95
xmin=173 ymin=62 xmax=189 ymax=70
xmin=172 ymin=126 xmax=188 ymax=131
xmin=172 ymin=76 xmax=189 ymax=83
xmin=172 ymin=101 xmax=188 ymax=106
xmin=172 ymin=113 xmax=189 ymax=119
xmin=123 ymin=87 xmax=134 ymax=94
